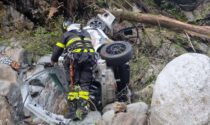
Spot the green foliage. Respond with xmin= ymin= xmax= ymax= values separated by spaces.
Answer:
xmin=130 ymin=54 xmax=150 ymax=84
xmin=143 ymin=0 xmax=157 ymax=7
xmin=0 ymin=37 xmax=10 ymax=46
xmin=144 ymin=75 xmax=156 ymax=85
xmin=20 ymin=27 xmax=59 ymax=56
xmin=138 ymin=84 xmax=154 ymax=104
xmin=19 ymin=17 xmax=63 ymax=56
xmin=96 ymin=0 xmax=107 ymax=7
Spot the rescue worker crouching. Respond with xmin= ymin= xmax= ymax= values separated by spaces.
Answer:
xmin=51 ymin=21 xmax=96 ymax=120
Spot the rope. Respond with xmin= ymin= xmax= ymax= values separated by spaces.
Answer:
xmin=115 ymin=86 xmax=129 ymax=98
xmin=88 ymin=99 xmax=97 ymax=111
xmin=69 ymin=61 xmax=74 ymax=91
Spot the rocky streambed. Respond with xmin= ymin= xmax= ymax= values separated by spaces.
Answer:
xmin=0 ymin=44 xmax=209 ymax=125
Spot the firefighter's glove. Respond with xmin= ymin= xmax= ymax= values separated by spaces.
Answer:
xmin=43 ymin=62 xmax=54 ymax=68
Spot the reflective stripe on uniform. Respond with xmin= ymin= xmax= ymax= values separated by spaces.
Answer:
xmin=67 ymin=91 xmax=89 ymax=100
xmin=56 ymin=42 xmax=65 ymax=48
xmin=72 ymin=48 xmax=94 ymax=53
xmin=66 ymin=37 xmax=81 ymax=47
xmin=67 ymin=92 xmax=79 ymax=100
xmin=66 ymin=37 xmax=92 ymax=47
xmin=79 ymin=91 xmax=89 ymax=100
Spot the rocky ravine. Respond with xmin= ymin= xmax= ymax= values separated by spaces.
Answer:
xmin=0 ymin=0 xmax=210 ymax=124
xmin=0 ymin=45 xmax=210 ymax=125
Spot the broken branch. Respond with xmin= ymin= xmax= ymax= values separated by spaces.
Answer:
xmin=108 ymin=10 xmax=210 ymax=39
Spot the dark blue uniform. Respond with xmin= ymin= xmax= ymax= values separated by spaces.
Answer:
xmin=51 ymin=30 xmax=96 ymax=85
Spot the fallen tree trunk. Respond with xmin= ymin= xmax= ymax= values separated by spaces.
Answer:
xmin=108 ymin=10 xmax=210 ymax=39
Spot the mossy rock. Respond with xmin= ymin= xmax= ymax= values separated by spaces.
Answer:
xmin=192 ymin=1 xmax=210 ymax=20
xmin=170 ymin=43 xmax=187 ymax=56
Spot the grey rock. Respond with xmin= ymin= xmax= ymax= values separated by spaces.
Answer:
xmin=5 ymin=47 xmax=24 ymax=62
xmin=0 ymin=4 xmax=34 ymax=33
xmin=141 ymin=64 xmax=164 ymax=85
xmin=157 ymin=42 xmax=186 ymax=60
xmin=183 ymin=11 xmax=195 ymax=21
xmin=182 ymin=0 xmax=210 ymax=21
xmin=0 ymin=46 xmax=24 ymax=96
xmin=70 ymin=111 xmax=102 ymax=125
xmin=102 ymin=103 xmax=115 ymax=113
xmin=101 ymin=102 xmax=148 ymax=125
xmin=196 ymin=42 xmax=209 ymax=53
xmin=0 ymin=64 xmax=17 ymax=96
xmin=0 ymin=46 xmax=27 ymax=122
xmin=0 ymin=96 xmax=14 ymax=125
xmin=150 ymin=53 xmax=210 ymax=125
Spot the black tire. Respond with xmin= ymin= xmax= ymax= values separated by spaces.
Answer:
xmin=99 ymin=41 xmax=132 ymax=66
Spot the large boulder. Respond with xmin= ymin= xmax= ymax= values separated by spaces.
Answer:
xmin=0 ymin=62 xmax=15 ymax=96
xmin=0 ymin=46 xmax=26 ymax=122
xmin=100 ymin=102 xmax=148 ymax=125
xmin=4 ymin=46 xmax=25 ymax=62
xmin=150 ymin=53 xmax=210 ymax=125
xmin=0 ymin=65 xmax=17 ymax=96
xmin=71 ymin=111 xmax=102 ymax=125
xmin=0 ymin=46 xmax=24 ymax=96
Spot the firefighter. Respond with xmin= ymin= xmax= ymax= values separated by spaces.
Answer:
xmin=51 ymin=20 xmax=96 ymax=119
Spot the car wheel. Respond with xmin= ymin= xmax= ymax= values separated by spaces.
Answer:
xmin=99 ymin=41 xmax=132 ymax=66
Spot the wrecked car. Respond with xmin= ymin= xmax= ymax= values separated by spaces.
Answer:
xmin=20 ymin=11 xmax=133 ymax=125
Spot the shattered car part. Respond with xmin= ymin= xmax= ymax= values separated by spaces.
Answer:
xmin=21 ymin=66 xmax=71 ymax=125
xmin=87 ymin=17 xmax=106 ymax=31
xmin=67 ymin=23 xmax=81 ymax=32
xmin=97 ymin=10 xmax=115 ymax=30
xmin=85 ymin=26 xmax=112 ymax=52
xmin=95 ymin=59 xmax=116 ymax=107
xmin=20 ymin=59 xmax=116 ymax=125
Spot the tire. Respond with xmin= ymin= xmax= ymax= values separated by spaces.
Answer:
xmin=99 ymin=41 xmax=132 ymax=66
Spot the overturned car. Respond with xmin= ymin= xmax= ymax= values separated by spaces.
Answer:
xmin=20 ymin=11 xmax=133 ymax=125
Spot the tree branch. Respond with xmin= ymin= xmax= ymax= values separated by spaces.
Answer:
xmin=107 ymin=10 xmax=210 ymax=39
